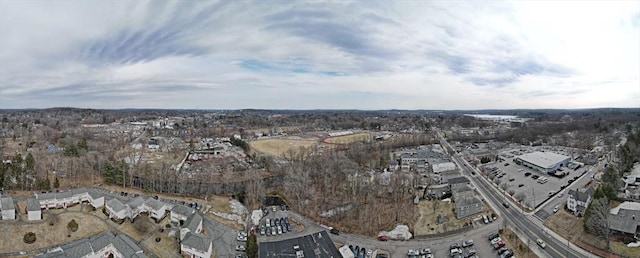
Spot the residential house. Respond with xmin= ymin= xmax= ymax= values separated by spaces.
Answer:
xmin=35 ymin=231 xmax=146 ymax=258
xmin=0 ymin=196 xmax=15 ymax=220
xmin=35 ymin=188 xmax=104 ymax=210
xmin=26 ymin=198 xmax=42 ymax=221
xmin=143 ymin=198 xmax=167 ymax=222
xmin=609 ymin=201 xmax=640 ymax=237
xmin=105 ymin=198 xmax=129 ymax=221
xmin=452 ymin=186 xmax=483 ymax=219
xmin=180 ymin=213 xmax=203 ymax=240
xmin=171 ymin=204 xmax=195 ymax=224
xmin=127 ymin=197 xmax=146 ymax=219
xmin=453 ymin=195 xmax=484 ymax=219
xmin=180 ymin=232 xmax=213 ymax=258
xmin=448 ymin=176 xmax=471 ymax=191
xmin=567 ymin=187 xmax=595 ymax=216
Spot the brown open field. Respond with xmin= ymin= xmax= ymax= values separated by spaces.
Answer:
xmin=249 ymin=136 xmax=319 ymax=157
xmin=141 ymin=216 xmax=181 ymax=258
xmin=324 ymin=132 xmax=372 ymax=144
xmin=0 ymin=212 xmax=108 ymax=253
xmin=414 ymin=199 xmax=485 ymax=235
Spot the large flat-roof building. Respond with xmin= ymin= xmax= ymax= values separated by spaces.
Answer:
xmin=259 ymin=230 xmax=341 ymax=258
xmin=515 ymin=151 xmax=570 ymax=173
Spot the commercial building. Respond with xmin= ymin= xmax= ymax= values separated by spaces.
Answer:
xmin=259 ymin=231 xmax=341 ymax=257
xmin=515 ymin=151 xmax=570 ymax=173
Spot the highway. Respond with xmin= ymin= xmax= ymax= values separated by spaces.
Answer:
xmin=436 ymin=130 xmax=593 ymax=258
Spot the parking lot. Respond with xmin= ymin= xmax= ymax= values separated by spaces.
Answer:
xmin=486 ymin=158 xmax=589 ymax=208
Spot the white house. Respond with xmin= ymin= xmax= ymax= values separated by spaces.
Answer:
xmin=105 ymin=198 xmax=129 ymax=221
xmin=171 ymin=204 xmax=195 ymax=223
xmin=144 ymin=198 xmax=167 ymax=222
xmin=0 ymin=196 xmax=15 ymax=220
xmin=181 ymin=232 xmax=212 ymax=258
xmin=567 ymin=187 xmax=595 ymax=216
xmin=180 ymin=213 xmax=203 ymax=240
xmin=35 ymin=188 xmax=104 ymax=210
xmin=26 ymin=198 xmax=41 ymax=221
xmin=127 ymin=197 xmax=146 ymax=219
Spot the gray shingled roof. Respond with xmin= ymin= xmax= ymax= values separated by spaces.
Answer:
xmin=56 ymin=191 xmax=73 ymax=199
xmin=36 ymin=192 xmax=56 ymax=200
xmin=106 ymin=198 xmax=127 ymax=213
xmin=448 ymin=176 xmax=470 ymax=185
xmin=35 ymin=231 xmax=146 ymax=258
xmin=182 ymin=232 xmax=212 ymax=253
xmin=0 ymin=197 xmax=13 ymax=210
xmin=26 ymin=198 xmax=41 ymax=211
xmin=127 ymin=196 xmax=145 ymax=209
xmin=609 ymin=208 xmax=640 ymax=234
xmin=144 ymin=198 xmax=164 ymax=211
xmin=185 ymin=212 xmax=203 ymax=233
xmin=568 ymin=187 xmax=594 ymax=203
xmin=87 ymin=189 xmax=102 ymax=199
xmin=171 ymin=204 xmax=194 ymax=216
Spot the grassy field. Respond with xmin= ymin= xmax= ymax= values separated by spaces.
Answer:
xmin=414 ymin=199 xmax=482 ymax=235
xmin=141 ymin=216 xmax=181 ymax=258
xmin=324 ymin=132 xmax=372 ymax=144
xmin=0 ymin=212 xmax=108 ymax=253
xmin=249 ymin=136 xmax=318 ymax=157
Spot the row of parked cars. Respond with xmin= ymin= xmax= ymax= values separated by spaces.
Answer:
xmin=449 ymin=240 xmax=476 ymax=258
xmin=348 ymin=245 xmax=373 ymax=258
xmin=235 ymin=232 xmax=247 ymax=258
xmin=407 ymin=248 xmax=433 ymax=258
xmin=487 ymin=232 xmax=514 ymax=258
xmin=260 ymin=217 xmax=292 ymax=236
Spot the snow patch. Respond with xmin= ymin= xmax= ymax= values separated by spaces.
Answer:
xmin=378 ymin=224 xmax=412 ymax=240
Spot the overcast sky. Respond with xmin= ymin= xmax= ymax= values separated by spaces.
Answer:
xmin=1 ymin=0 xmax=639 ymax=110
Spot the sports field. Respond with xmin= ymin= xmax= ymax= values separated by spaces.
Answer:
xmin=324 ymin=132 xmax=372 ymax=144
xmin=249 ymin=136 xmax=319 ymax=157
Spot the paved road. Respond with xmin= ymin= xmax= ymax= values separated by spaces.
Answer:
xmin=438 ymin=130 xmax=595 ymax=258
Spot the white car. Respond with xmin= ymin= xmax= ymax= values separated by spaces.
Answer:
xmin=553 ymin=205 xmax=559 ymax=213
xmin=536 ymin=238 xmax=546 ymax=248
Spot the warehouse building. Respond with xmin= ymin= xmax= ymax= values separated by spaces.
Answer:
xmin=515 ymin=151 xmax=570 ymax=173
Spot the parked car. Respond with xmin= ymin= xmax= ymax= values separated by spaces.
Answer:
xmin=235 ymin=245 xmax=246 ymax=251
xmin=450 ymin=243 xmax=461 ymax=250
xmin=497 ymin=247 xmax=508 ymax=254
xmin=487 ymin=232 xmax=499 ymax=241
xmin=462 ymin=240 xmax=474 ymax=248
xmin=524 ymin=172 xmax=531 ymax=177
xmin=377 ymin=235 xmax=389 ymax=241
xmin=330 ymin=228 xmax=340 ymax=235
xmin=553 ymin=205 xmax=559 ymax=213
xmin=518 ymin=184 xmax=525 ymax=187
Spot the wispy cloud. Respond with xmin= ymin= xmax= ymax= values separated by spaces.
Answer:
xmin=0 ymin=0 xmax=638 ymax=109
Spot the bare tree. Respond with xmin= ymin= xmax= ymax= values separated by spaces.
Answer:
xmin=515 ymin=192 xmax=526 ymax=203
xmin=585 ymin=197 xmax=612 ymax=251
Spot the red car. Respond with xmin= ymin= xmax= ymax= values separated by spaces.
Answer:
xmin=494 ymin=240 xmax=505 ymax=249
xmin=377 ymin=236 xmax=389 ymax=241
